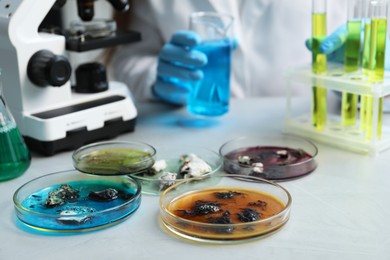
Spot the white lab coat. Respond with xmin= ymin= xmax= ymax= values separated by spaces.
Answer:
xmin=110 ymin=0 xmax=347 ymax=101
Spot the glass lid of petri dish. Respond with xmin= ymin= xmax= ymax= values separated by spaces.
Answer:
xmin=72 ymin=141 xmax=156 ymax=176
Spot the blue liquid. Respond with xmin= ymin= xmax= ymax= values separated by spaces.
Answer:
xmin=17 ymin=180 xmax=140 ymax=232
xmin=188 ymin=39 xmax=231 ymax=117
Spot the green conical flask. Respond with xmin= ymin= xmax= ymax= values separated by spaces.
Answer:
xmin=0 ymin=70 xmax=31 ymax=181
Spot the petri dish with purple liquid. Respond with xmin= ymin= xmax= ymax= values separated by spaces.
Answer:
xmin=219 ymin=135 xmax=318 ymax=180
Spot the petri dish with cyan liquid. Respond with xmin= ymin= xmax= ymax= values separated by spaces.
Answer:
xmin=219 ymin=135 xmax=318 ymax=181
xmin=13 ymin=140 xmax=156 ymax=233
xmin=13 ymin=169 xmax=142 ymax=233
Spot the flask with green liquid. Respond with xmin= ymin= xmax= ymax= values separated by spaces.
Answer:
xmin=0 ymin=69 xmax=31 ymax=181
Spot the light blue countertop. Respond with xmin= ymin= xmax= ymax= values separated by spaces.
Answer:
xmin=1 ymin=97 xmax=389 ymax=260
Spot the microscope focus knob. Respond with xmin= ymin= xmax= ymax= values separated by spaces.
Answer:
xmin=74 ymin=62 xmax=108 ymax=93
xmin=27 ymin=50 xmax=72 ymax=87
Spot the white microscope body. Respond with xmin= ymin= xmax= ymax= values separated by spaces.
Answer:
xmin=0 ymin=0 xmax=138 ymax=155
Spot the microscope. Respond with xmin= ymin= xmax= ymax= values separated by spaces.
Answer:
xmin=0 ymin=0 xmax=140 ymax=155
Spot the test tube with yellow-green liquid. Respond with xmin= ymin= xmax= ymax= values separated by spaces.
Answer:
xmin=366 ymin=0 xmax=388 ymax=140
xmin=362 ymin=0 xmax=372 ymax=74
xmin=360 ymin=0 xmax=371 ymax=131
xmin=342 ymin=0 xmax=363 ymax=126
xmin=312 ymin=0 xmax=327 ymax=130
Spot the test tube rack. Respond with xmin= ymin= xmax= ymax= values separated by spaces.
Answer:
xmin=285 ymin=63 xmax=390 ymax=155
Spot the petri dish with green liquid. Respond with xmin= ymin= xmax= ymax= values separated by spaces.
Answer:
xmin=72 ymin=141 xmax=156 ymax=176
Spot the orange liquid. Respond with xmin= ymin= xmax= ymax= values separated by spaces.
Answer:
xmin=170 ymin=188 xmax=284 ymax=223
xmin=165 ymin=187 xmax=288 ymax=240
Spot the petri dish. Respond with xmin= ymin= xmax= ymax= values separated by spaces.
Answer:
xmin=72 ymin=141 xmax=156 ymax=176
xmin=132 ymin=146 xmax=223 ymax=195
xmin=219 ymin=135 xmax=318 ymax=180
xmin=13 ymin=169 xmax=141 ymax=233
xmin=159 ymin=174 xmax=291 ymax=244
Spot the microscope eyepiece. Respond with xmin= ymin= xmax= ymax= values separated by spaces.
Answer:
xmin=77 ymin=0 xmax=95 ymax=21
xmin=76 ymin=0 xmax=129 ymax=21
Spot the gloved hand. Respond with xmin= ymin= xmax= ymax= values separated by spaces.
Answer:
xmin=306 ymin=24 xmax=390 ymax=69
xmin=153 ymin=30 xmax=208 ymax=105
xmin=305 ymin=25 xmax=346 ymax=64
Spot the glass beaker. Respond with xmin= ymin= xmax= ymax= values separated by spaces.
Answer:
xmin=0 ymin=69 xmax=31 ymax=181
xmin=188 ymin=12 xmax=234 ymax=118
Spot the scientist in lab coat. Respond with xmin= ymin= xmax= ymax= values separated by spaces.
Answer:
xmin=110 ymin=0 xmax=347 ymax=105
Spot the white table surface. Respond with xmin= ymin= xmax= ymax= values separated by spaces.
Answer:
xmin=1 ymin=97 xmax=389 ymax=260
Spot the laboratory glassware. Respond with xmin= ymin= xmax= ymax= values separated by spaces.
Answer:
xmin=366 ymin=0 xmax=388 ymax=139
xmin=0 ymin=69 xmax=31 ymax=181
xmin=312 ymin=0 xmax=328 ymax=130
xmin=342 ymin=0 xmax=364 ymax=126
xmin=188 ymin=12 xmax=234 ymax=117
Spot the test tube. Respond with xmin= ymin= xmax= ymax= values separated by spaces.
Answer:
xmin=366 ymin=0 xmax=388 ymax=140
xmin=342 ymin=0 xmax=364 ymax=126
xmin=368 ymin=0 xmax=388 ymax=82
xmin=312 ymin=0 xmax=327 ymax=130
xmin=362 ymin=0 xmax=372 ymax=74
xmin=360 ymin=0 xmax=371 ymax=131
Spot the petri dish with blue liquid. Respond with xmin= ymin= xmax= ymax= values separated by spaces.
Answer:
xmin=13 ymin=169 xmax=142 ymax=233
xmin=13 ymin=141 xmax=158 ymax=233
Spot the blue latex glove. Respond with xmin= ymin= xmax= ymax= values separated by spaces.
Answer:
xmin=318 ymin=25 xmax=347 ymax=63
xmin=306 ymin=24 xmax=390 ymax=69
xmin=305 ymin=25 xmax=346 ymax=64
xmin=153 ymin=30 xmax=207 ymax=105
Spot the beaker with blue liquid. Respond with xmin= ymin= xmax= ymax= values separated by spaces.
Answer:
xmin=188 ymin=12 xmax=234 ymax=118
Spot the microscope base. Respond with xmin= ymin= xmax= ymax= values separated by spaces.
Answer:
xmin=24 ymin=117 xmax=136 ymax=156
xmin=17 ymin=82 xmax=138 ymax=156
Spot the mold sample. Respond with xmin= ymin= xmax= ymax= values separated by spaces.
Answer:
xmin=208 ymin=211 xmax=234 ymax=234
xmin=88 ymin=188 xmax=119 ymax=202
xmin=44 ymin=184 xmax=80 ymax=208
xmin=151 ymin=160 xmax=168 ymax=174
xmin=224 ymin=146 xmax=316 ymax=180
xmin=179 ymin=153 xmax=212 ymax=178
xmin=57 ymin=206 xmax=96 ymax=225
xmin=237 ymin=208 xmax=262 ymax=222
xmin=214 ymin=191 xmax=243 ymax=199
xmin=177 ymin=200 xmax=222 ymax=215
xmin=158 ymin=172 xmax=177 ymax=191
xmin=248 ymin=200 xmax=267 ymax=210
